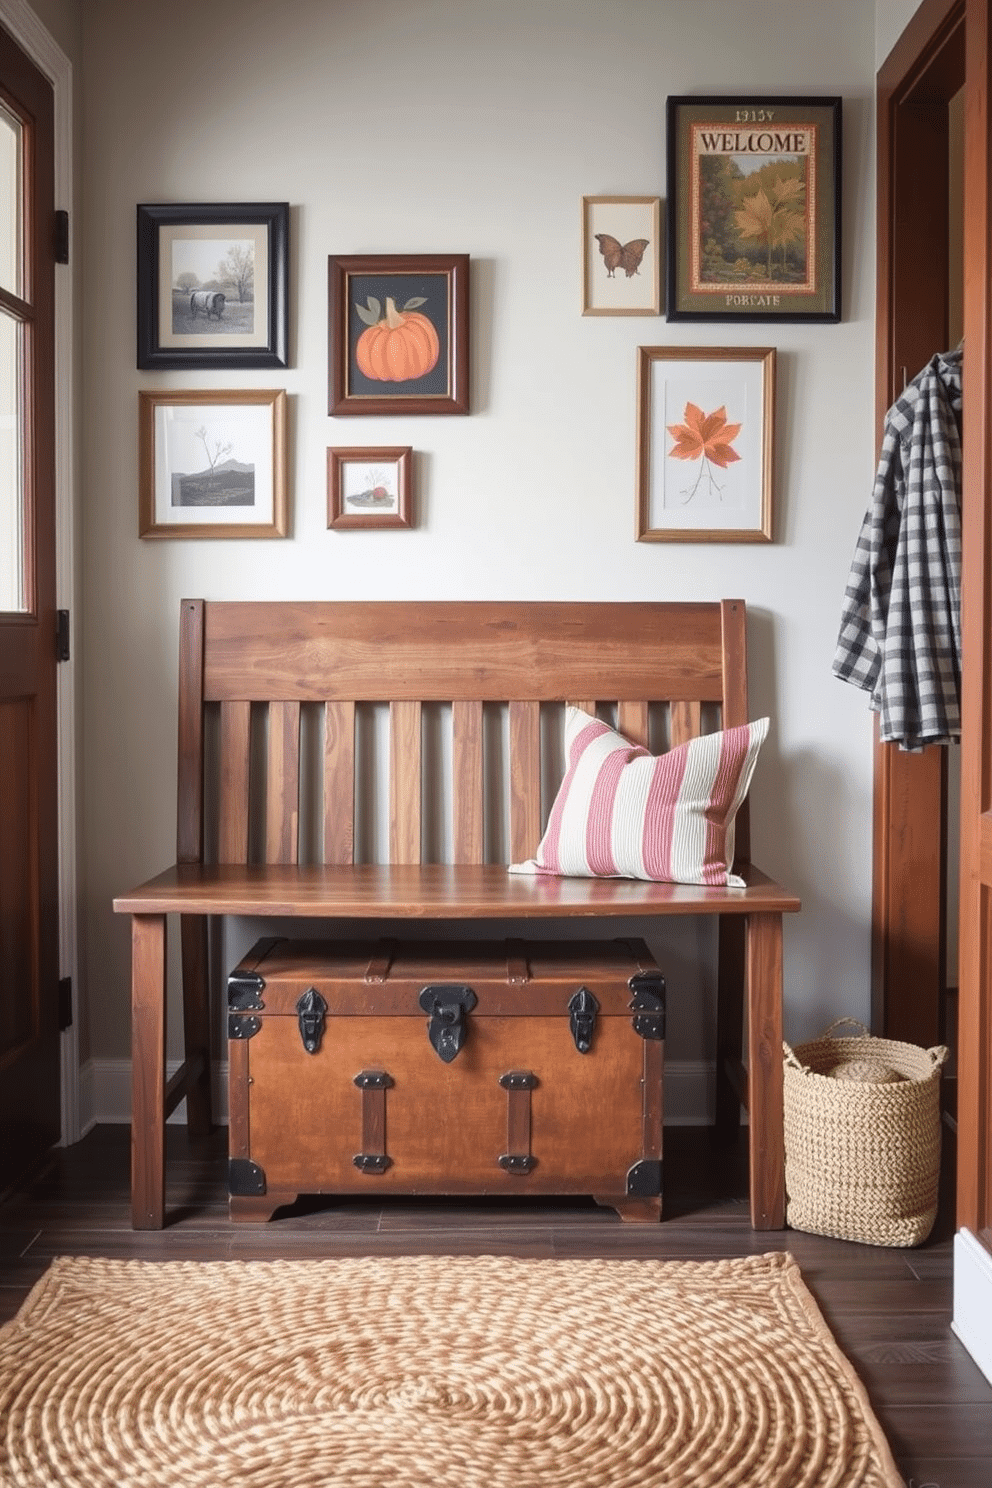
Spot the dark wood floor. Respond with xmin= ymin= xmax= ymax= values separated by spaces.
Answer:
xmin=1 ymin=1123 xmax=989 ymax=1486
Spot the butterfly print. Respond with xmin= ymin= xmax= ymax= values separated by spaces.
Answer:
xmin=595 ymin=233 xmax=649 ymax=278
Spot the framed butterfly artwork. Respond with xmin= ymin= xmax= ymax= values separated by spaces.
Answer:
xmin=582 ymin=197 xmax=661 ymax=316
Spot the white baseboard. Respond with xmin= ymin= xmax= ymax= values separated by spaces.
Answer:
xmin=78 ymin=1057 xmax=715 ymax=1131
xmin=952 ymin=1228 xmax=992 ymax=1387
xmin=79 ymin=1059 xmax=231 ymax=1134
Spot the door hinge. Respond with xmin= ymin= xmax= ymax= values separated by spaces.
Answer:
xmin=58 ymin=977 xmax=73 ymax=1031
xmin=56 ymin=610 xmax=70 ymax=662
xmin=54 ymin=210 xmax=69 ymax=265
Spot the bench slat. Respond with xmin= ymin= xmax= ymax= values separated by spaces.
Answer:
xmin=219 ymin=700 xmax=251 ymax=864
xmin=266 ymin=701 xmax=300 ymax=864
xmin=618 ymin=700 xmax=650 ymax=748
xmin=670 ymin=699 xmax=703 ymax=748
xmin=177 ymin=599 xmax=206 ymax=863
xmin=390 ymin=700 xmax=422 ymax=865
xmin=323 ymin=699 xmax=355 ymax=865
xmin=509 ymin=700 xmax=541 ymax=864
xmin=452 ymin=699 xmax=484 ymax=864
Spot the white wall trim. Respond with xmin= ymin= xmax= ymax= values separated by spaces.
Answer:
xmin=952 ymin=1228 xmax=992 ymax=1387
xmin=79 ymin=1057 xmax=717 ymax=1131
xmin=0 ymin=0 xmax=79 ymax=1144
xmin=80 ymin=1059 xmax=233 ymax=1133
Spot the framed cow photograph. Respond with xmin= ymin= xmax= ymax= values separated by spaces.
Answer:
xmin=136 ymin=202 xmax=289 ymax=369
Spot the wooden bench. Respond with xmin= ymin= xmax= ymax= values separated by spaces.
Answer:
xmin=113 ymin=598 xmax=801 ymax=1230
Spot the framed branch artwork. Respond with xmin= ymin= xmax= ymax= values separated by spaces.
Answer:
xmin=582 ymin=196 xmax=661 ymax=315
xmin=327 ymin=447 xmax=413 ymax=529
xmin=636 ymin=346 xmax=775 ymax=543
xmin=136 ymin=202 xmax=289 ymax=369
xmin=138 ymin=388 xmax=288 ymax=539
xmin=666 ymin=96 xmax=841 ymax=323
xmin=328 ymin=253 xmax=470 ymax=415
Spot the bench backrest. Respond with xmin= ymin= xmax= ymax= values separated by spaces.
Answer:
xmin=177 ymin=599 xmax=751 ymax=870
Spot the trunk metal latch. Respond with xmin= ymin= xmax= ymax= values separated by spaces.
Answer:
xmin=568 ymin=986 xmax=600 ymax=1053
xmin=418 ymin=984 xmax=478 ymax=1062
xmin=296 ymin=987 xmax=328 ymax=1054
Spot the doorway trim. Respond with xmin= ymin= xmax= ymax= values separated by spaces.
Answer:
xmin=0 ymin=0 xmax=78 ymax=1144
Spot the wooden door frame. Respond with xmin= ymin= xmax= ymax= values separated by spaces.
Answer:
xmin=877 ymin=0 xmax=992 ymax=1252
xmin=874 ymin=0 xmax=964 ymax=1051
xmin=958 ymin=0 xmax=992 ymax=1244
xmin=0 ymin=0 xmax=78 ymax=1143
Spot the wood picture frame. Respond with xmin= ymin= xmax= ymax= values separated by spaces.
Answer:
xmin=138 ymin=388 xmax=288 ymax=539
xmin=328 ymin=253 xmax=469 ymax=415
xmin=582 ymin=196 xmax=661 ymax=315
xmin=136 ymin=202 xmax=289 ymax=369
xmin=666 ymin=95 xmax=841 ymax=323
xmin=636 ymin=345 xmax=775 ymax=543
xmin=327 ymin=446 xmax=413 ymax=529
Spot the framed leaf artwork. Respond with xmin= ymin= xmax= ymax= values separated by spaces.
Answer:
xmin=666 ymin=96 xmax=841 ymax=323
xmin=636 ymin=346 xmax=775 ymax=542
xmin=582 ymin=196 xmax=661 ymax=315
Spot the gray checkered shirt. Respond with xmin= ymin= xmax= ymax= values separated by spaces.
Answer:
xmin=833 ymin=348 xmax=962 ymax=752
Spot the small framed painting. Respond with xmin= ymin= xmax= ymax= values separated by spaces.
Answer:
xmin=582 ymin=196 xmax=661 ymax=315
xmin=666 ymin=95 xmax=841 ymax=323
xmin=327 ymin=446 xmax=413 ymax=529
xmin=636 ymin=345 xmax=775 ymax=543
xmin=138 ymin=388 xmax=288 ymax=538
xmin=328 ymin=253 xmax=469 ymax=415
xmin=136 ymin=202 xmax=289 ymax=369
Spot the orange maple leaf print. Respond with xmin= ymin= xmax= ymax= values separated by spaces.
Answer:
xmin=667 ymin=402 xmax=742 ymax=502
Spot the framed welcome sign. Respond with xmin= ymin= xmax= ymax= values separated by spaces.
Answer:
xmin=666 ymin=96 xmax=841 ymax=323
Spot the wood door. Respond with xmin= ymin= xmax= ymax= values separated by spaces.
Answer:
xmin=0 ymin=23 xmax=60 ymax=1190
xmin=957 ymin=0 xmax=992 ymax=1245
xmin=874 ymin=0 xmax=965 ymax=1049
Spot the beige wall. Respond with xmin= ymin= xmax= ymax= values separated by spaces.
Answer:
xmin=76 ymin=0 xmax=881 ymax=1069
xmin=876 ymin=0 xmax=927 ymax=64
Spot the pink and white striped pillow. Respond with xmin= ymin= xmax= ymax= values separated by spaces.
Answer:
xmin=510 ymin=707 xmax=769 ymax=887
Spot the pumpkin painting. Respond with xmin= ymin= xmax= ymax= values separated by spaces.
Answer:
xmin=354 ymin=295 xmax=440 ymax=382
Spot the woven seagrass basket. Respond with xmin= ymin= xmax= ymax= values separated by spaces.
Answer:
xmin=783 ymin=1019 xmax=948 ymax=1247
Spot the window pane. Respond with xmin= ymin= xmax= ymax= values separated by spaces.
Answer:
xmin=0 ymin=312 xmax=25 ymax=612
xmin=0 ymin=103 xmax=22 ymax=298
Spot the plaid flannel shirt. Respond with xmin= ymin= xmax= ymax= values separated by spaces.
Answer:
xmin=833 ymin=348 xmax=963 ymax=752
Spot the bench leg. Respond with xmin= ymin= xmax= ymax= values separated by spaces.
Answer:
xmin=180 ymin=913 xmax=213 ymax=1137
xmin=131 ymin=913 xmax=167 ymax=1229
xmin=715 ymin=916 xmax=745 ymax=1139
xmin=745 ymin=912 xmax=785 ymax=1230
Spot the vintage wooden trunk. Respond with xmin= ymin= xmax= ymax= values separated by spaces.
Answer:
xmin=227 ymin=936 xmax=665 ymax=1222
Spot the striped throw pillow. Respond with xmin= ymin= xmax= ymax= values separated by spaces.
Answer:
xmin=510 ymin=707 xmax=769 ymax=887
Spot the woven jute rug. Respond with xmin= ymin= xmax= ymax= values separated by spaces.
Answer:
xmin=0 ymin=1251 xmax=901 ymax=1487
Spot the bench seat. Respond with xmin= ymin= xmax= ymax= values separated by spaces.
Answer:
xmin=115 ymin=861 xmax=800 ymax=919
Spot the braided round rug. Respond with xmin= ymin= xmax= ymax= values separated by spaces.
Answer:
xmin=0 ymin=1251 xmax=900 ymax=1488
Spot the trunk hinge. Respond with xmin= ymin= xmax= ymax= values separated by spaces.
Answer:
xmin=58 ymin=976 xmax=73 ymax=1031
xmin=54 ymin=209 xmax=69 ymax=265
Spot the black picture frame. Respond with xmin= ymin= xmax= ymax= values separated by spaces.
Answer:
xmin=136 ymin=202 xmax=289 ymax=369
xmin=328 ymin=253 xmax=470 ymax=415
xmin=666 ymin=96 xmax=841 ymax=324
